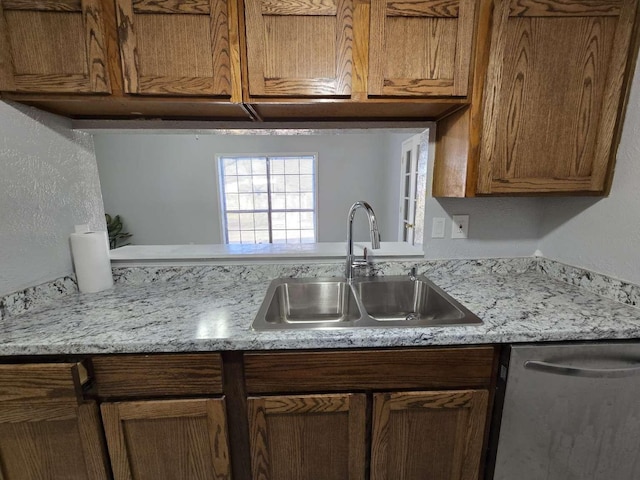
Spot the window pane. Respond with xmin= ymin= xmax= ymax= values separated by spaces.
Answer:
xmin=286 ymin=212 xmax=300 ymax=229
xmin=255 ymin=212 xmax=269 ymax=230
xmin=254 ymin=193 xmax=269 ymax=210
xmin=284 ymin=158 xmax=300 ymax=174
xmin=300 ymin=192 xmax=314 ymax=209
xmin=225 ymin=193 xmax=239 ymax=210
xmin=271 ymin=175 xmax=285 ymax=193
xmin=239 ymin=213 xmax=254 ymax=230
xmin=299 ymin=175 xmax=313 ymax=192
xmin=272 ymin=193 xmax=286 ymax=210
xmin=238 ymin=176 xmax=253 ymax=193
xmin=301 ymin=230 xmax=315 ymax=243
xmin=223 ymin=158 xmax=237 ymax=176
xmin=286 ymin=193 xmax=300 ymax=209
xmin=272 ymin=212 xmax=286 ymax=230
xmin=237 ymin=159 xmax=252 ymax=175
xmin=227 ymin=230 xmax=241 ymax=244
xmin=285 ymin=175 xmax=300 ymax=192
xmin=227 ymin=213 xmax=240 ymax=230
xmin=252 ymin=158 xmax=267 ymax=175
xmin=252 ymin=175 xmax=269 ymax=193
xmin=255 ymin=230 xmax=270 ymax=243
xmin=224 ymin=176 xmax=239 ymax=194
xmin=270 ymin=158 xmax=285 ymax=174
xmin=239 ymin=194 xmax=254 ymax=210
xmin=240 ymin=230 xmax=255 ymax=244
xmin=300 ymin=212 xmax=314 ymax=230
xmin=286 ymin=230 xmax=301 ymax=243
xmin=272 ymin=230 xmax=287 ymax=244
xmin=299 ymin=157 xmax=314 ymax=174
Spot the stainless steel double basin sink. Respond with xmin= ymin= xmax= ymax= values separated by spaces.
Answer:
xmin=252 ymin=275 xmax=482 ymax=330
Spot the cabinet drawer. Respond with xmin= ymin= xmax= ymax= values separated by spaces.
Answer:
xmin=244 ymin=347 xmax=495 ymax=393
xmin=0 ymin=361 xmax=89 ymax=421
xmin=91 ymin=353 xmax=222 ymax=398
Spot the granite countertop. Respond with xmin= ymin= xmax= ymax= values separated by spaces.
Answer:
xmin=2 ymin=258 xmax=640 ymax=356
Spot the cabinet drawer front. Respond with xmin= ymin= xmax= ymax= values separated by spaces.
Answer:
xmin=92 ymin=353 xmax=223 ymax=398
xmin=0 ymin=362 xmax=88 ymax=421
xmin=244 ymin=347 xmax=495 ymax=393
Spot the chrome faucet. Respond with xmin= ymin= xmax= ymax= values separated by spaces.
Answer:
xmin=346 ymin=201 xmax=381 ymax=282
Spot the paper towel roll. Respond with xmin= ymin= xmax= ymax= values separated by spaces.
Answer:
xmin=70 ymin=231 xmax=114 ymax=293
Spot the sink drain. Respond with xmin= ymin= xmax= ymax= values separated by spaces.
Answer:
xmin=405 ymin=313 xmax=420 ymax=321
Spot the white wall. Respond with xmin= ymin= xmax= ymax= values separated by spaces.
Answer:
xmin=94 ymin=132 xmax=406 ymax=244
xmin=538 ymin=61 xmax=640 ymax=285
xmin=0 ymin=101 xmax=105 ymax=296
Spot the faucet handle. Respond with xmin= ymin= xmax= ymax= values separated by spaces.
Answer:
xmin=409 ymin=266 xmax=417 ymax=281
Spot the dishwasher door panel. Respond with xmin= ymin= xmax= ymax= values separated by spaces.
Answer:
xmin=493 ymin=343 xmax=640 ymax=480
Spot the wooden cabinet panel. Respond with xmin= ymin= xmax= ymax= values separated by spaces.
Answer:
xmin=245 ymin=347 xmax=495 ymax=393
xmin=244 ymin=0 xmax=354 ymax=96
xmin=371 ymin=390 xmax=488 ymax=480
xmin=0 ymin=0 xmax=110 ymax=93
xmin=477 ymin=0 xmax=638 ymax=194
xmin=101 ymin=398 xmax=231 ymax=480
xmin=248 ymin=393 xmax=366 ymax=480
xmin=0 ymin=362 xmax=109 ymax=480
xmin=91 ymin=353 xmax=223 ymax=398
xmin=115 ymin=0 xmax=241 ymax=97
xmin=369 ymin=0 xmax=477 ymax=96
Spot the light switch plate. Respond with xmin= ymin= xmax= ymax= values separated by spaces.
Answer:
xmin=431 ymin=217 xmax=446 ymax=238
xmin=451 ymin=215 xmax=469 ymax=239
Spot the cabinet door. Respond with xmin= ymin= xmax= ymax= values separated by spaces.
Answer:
xmin=371 ymin=390 xmax=488 ymax=480
xmin=0 ymin=0 xmax=110 ymax=93
xmin=115 ymin=0 xmax=238 ymax=96
xmin=244 ymin=0 xmax=354 ymax=97
xmin=101 ymin=398 xmax=231 ymax=480
xmin=0 ymin=363 xmax=109 ymax=480
xmin=478 ymin=0 xmax=638 ymax=194
xmin=248 ymin=393 xmax=367 ymax=480
xmin=369 ymin=0 xmax=477 ymax=96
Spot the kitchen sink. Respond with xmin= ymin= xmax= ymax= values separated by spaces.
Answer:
xmin=252 ymin=275 xmax=482 ymax=330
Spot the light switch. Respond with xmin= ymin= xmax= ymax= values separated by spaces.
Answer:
xmin=431 ymin=217 xmax=446 ymax=238
xmin=451 ymin=215 xmax=469 ymax=239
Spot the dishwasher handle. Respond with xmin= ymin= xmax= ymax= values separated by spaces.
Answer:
xmin=524 ymin=360 xmax=640 ymax=378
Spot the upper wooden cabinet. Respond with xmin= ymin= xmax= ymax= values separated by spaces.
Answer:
xmin=115 ymin=0 xmax=241 ymax=97
xmin=369 ymin=0 xmax=477 ymax=97
xmin=243 ymin=0 xmax=355 ymax=97
xmin=477 ymin=0 xmax=638 ymax=194
xmin=0 ymin=0 xmax=111 ymax=93
xmin=434 ymin=0 xmax=640 ymax=196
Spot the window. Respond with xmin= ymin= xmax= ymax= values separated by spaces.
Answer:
xmin=218 ymin=155 xmax=317 ymax=244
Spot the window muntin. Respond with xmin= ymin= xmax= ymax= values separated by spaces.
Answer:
xmin=218 ymin=155 xmax=317 ymax=244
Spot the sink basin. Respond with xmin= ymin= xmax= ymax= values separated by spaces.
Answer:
xmin=256 ymin=278 xmax=363 ymax=330
xmin=252 ymin=275 xmax=482 ymax=330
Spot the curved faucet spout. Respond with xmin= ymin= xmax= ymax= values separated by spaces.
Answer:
xmin=346 ymin=201 xmax=381 ymax=281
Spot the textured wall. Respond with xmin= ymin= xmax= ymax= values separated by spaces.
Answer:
xmin=538 ymin=60 xmax=640 ymax=285
xmin=0 ymin=101 xmax=105 ymax=296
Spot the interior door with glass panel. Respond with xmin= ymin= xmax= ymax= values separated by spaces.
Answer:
xmin=398 ymin=135 xmax=420 ymax=244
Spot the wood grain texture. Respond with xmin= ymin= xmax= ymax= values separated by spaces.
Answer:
xmin=226 ymin=0 xmax=242 ymax=101
xmin=210 ymin=0 xmax=231 ymax=94
xmin=115 ymin=0 xmax=140 ymax=92
xmin=433 ymin=106 xmax=470 ymax=197
xmin=244 ymin=0 xmax=353 ymax=96
xmin=83 ymin=0 xmax=111 ymax=93
xmin=91 ymin=353 xmax=223 ymax=398
xmin=509 ymin=0 xmax=621 ymax=17
xmin=0 ymin=402 xmax=109 ymax=480
xmin=0 ymin=0 xmax=16 ymax=90
xmin=2 ymin=0 xmax=81 ymax=11
xmin=245 ymin=347 xmax=495 ymax=393
xmin=261 ymin=0 xmax=337 ymax=15
xmin=351 ymin=0 xmax=369 ymax=99
xmin=478 ymin=0 xmax=636 ymax=194
xmin=133 ymin=0 xmax=211 ymax=14
xmin=369 ymin=0 xmax=475 ymax=97
xmin=102 ymin=398 xmax=231 ymax=480
xmin=248 ymin=394 xmax=366 ymax=480
xmin=371 ymin=390 xmax=488 ymax=480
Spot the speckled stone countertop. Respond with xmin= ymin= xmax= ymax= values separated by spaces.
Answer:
xmin=1 ymin=258 xmax=640 ymax=356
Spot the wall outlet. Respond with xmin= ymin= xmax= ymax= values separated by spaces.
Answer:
xmin=451 ymin=215 xmax=469 ymax=239
xmin=431 ymin=217 xmax=446 ymax=238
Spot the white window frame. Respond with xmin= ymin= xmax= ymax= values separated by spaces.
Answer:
xmin=216 ymin=153 xmax=319 ymax=244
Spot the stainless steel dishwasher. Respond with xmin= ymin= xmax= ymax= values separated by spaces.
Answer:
xmin=490 ymin=343 xmax=640 ymax=480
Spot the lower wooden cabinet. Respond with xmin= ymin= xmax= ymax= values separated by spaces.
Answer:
xmin=101 ymin=398 xmax=231 ymax=480
xmin=247 ymin=394 xmax=367 ymax=480
xmin=371 ymin=390 xmax=488 ymax=480
xmin=0 ymin=363 xmax=110 ymax=480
